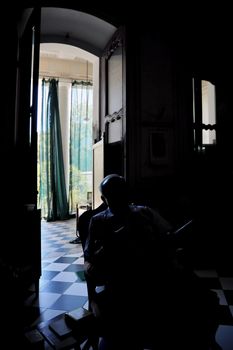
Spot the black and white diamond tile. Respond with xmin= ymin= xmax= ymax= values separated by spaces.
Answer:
xmin=24 ymin=218 xmax=88 ymax=327
xmin=22 ymin=218 xmax=233 ymax=349
xmin=194 ymin=269 xmax=233 ymax=349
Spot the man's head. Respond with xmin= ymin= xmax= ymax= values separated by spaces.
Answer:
xmin=99 ymin=174 xmax=128 ymax=212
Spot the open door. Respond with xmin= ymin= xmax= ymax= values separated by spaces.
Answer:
xmin=4 ymin=8 xmax=42 ymax=297
xmin=15 ymin=7 xmax=41 ymax=206
xmin=93 ymin=26 xmax=126 ymax=201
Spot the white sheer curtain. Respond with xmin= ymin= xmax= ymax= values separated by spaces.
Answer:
xmin=69 ymin=81 xmax=93 ymax=213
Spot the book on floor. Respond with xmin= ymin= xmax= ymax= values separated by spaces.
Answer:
xmin=49 ymin=317 xmax=73 ymax=338
xmin=24 ymin=329 xmax=44 ymax=345
xmin=65 ymin=307 xmax=94 ymax=325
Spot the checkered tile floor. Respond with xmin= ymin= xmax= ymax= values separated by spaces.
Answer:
xmin=24 ymin=218 xmax=88 ymax=326
xmin=23 ymin=218 xmax=233 ymax=349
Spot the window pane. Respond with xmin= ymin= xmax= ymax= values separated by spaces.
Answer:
xmin=202 ymin=80 xmax=216 ymax=125
xmin=202 ymin=129 xmax=216 ymax=145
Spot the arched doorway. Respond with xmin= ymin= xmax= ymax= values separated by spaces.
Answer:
xmin=16 ymin=6 xmax=126 ymax=216
xmin=38 ymin=8 xmax=117 ymax=217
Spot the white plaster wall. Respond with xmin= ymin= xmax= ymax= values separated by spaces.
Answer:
xmin=40 ymin=56 xmax=93 ymax=81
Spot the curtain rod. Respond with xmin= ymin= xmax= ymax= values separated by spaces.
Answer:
xmin=39 ymin=74 xmax=92 ymax=83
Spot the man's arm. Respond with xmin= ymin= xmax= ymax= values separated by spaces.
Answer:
xmin=149 ymin=207 xmax=172 ymax=235
xmin=83 ymin=217 xmax=95 ymax=263
xmin=84 ymin=216 xmax=106 ymax=285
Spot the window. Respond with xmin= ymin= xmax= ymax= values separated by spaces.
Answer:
xmin=192 ymin=78 xmax=217 ymax=152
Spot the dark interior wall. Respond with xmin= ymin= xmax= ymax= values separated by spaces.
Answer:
xmin=216 ymin=80 xmax=233 ymax=165
xmin=104 ymin=141 xmax=124 ymax=176
xmin=124 ymin=25 xmax=195 ymax=224
xmin=1 ymin=16 xmax=18 ymax=147
xmin=139 ymin=33 xmax=175 ymax=179
xmin=0 ymin=12 xmax=19 ymax=223
xmin=124 ymin=21 xmax=233 ymax=264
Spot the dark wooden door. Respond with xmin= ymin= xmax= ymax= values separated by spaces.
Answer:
xmin=15 ymin=7 xmax=41 ymax=206
xmin=99 ymin=26 xmax=126 ymax=177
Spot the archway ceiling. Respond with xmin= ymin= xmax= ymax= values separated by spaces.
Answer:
xmin=41 ymin=7 xmax=117 ymax=56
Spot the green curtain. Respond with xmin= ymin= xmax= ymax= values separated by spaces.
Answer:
xmin=69 ymin=81 xmax=93 ymax=213
xmin=38 ymin=79 xmax=69 ymax=220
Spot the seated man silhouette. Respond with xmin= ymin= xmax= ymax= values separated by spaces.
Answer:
xmin=84 ymin=174 xmax=175 ymax=349
xmin=84 ymin=174 xmax=173 ymax=286
xmin=84 ymin=174 xmax=221 ymax=350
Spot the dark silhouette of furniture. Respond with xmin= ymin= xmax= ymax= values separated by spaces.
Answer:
xmin=1 ymin=207 xmax=41 ymax=297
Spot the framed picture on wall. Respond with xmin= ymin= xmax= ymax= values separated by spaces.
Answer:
xmin=149 ymin=128 xmax=173 ymax=165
